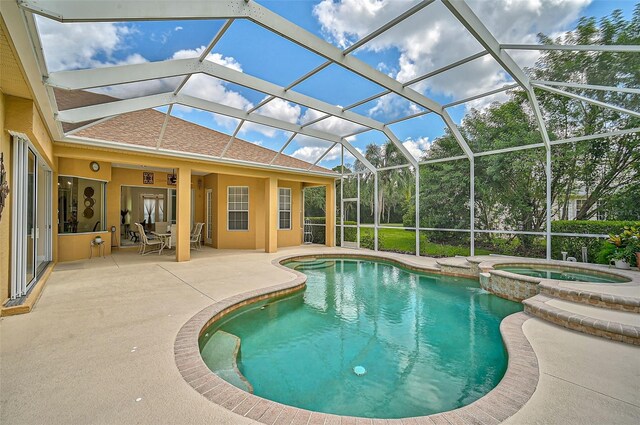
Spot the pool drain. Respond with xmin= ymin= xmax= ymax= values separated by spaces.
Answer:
xmin=353 ymin=366 xmax=366 ymax=376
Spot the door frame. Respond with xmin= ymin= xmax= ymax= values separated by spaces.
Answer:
xmin=10 ymin=133 xmax=52 ymax=299
xmin=205 ymin=188 xmax=213 ymax=245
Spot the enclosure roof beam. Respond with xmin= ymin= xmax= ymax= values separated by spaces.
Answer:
xmin=441 ymin=0 xmax=529 ymax=89
xmin=473 ymin=142 xmax=545 ymax=157
xmin=382 ymin=127 xmax=419 ymax=167
xmin=308 ymin=142 xmax=338 ymax=170
xmin=549 ymin=127 xmax=640 ymax=146
xmin=31 ymin=0 xmax=456 ymax=167
xmin=342 ymin=0 xmax=436 ymax=55
xmin=533 ymin=84 xmax=640 ymax=118
xmin=243 ymin=3 xmax=444 ymax=114
xmin=1 ymin=1 xmax=63 ymax=141
xmin=384 ymin=110 xmax=432 ymax=126
xmin=269 ymin=132 xmax=298 ymax=165
xmin=47 ymin=58 xmax=386 ymax=133
xmin=342 ymin=127 xmax=373 ymax=139
xmin=443 ymin=83 xmax=519 ymax=108
xmin=155 ymin=104 xmax=173 ymax=149
xmin=17 ymin=0 xmax=251 ymax=21
xmin=501 ymin=44 xmax=640 ymax=53
xmin=301 ymin=50 xmax=492 ymax=127
xmin=404 ymin=50 xmax=490 ymax=87
xmin=440 ymin=111 xmax=473 ymax=158
xmin=440 ymin=0 xmax=552 ymax=151
xmin=531 ymin=80 xmax=640 ymax=95
xmin=220 ymin=119 xmax=245 ymax=158
xmin=173 ymin=18 xmax=234 ymax=96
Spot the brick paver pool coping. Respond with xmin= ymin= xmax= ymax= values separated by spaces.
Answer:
xmin=174 ymin=253 xmax=540 ymax=424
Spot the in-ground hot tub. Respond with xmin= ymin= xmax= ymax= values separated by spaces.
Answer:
xmin=481 ymin=262 xmax=630 ymax=302
xmin=495 ymin=264 xmax=629 ymax=284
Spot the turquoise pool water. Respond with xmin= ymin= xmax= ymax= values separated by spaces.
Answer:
xmin=497 ymin=265 xmax=628 ymax=283
xmin=200 ymin=258 xmax=522 ymax=418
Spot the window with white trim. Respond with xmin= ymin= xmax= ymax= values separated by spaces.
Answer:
xmin=228 ymin=186 xmax=249 ymax=231
xmin=279 ymin=187 xmax=291 ymax=230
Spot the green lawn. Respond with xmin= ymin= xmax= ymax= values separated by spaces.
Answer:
xmin=354 ymin=226 xmax=491 ymax=257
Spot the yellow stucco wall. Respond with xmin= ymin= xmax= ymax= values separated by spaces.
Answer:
xmin=1 ymin=23 xmax=58 ymax=300
xmin=209 ymin=175 xmax=304 ymax=250
xmin=203 ymin=173 xmax=218 ymax=248
xmin=55 ymin=145 xmax=333 ymax=261
xmin=215 ymin=174 xmax=265 ymax=250
xmin=56 ymin=158 xmax=112 ymax=262
xmin=0 ymin=93 xmax=10 ymax=301
xmin=58 ymin=157 xmax=111 ymax=181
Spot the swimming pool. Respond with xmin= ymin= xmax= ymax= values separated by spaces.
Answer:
xmin=496 ymin=265 xmax=628 ymax=283
xmin=199 ymin=258 xmax=522 ymax=419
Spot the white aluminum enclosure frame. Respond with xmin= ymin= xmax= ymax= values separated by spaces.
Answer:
xmin=3 ymin=0 xmax=637 ymax=259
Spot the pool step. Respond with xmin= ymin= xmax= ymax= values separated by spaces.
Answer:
xmin=538 ymin=281 xmax=640 ymax=313
xmin=523 ymin=294 xmax=640 ymax=345
xmin=293 ymin=260 xmax=336 ymax=271
xmin=200 ymin=331 xmax=253 ymax=393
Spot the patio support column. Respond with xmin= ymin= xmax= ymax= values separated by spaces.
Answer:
xmin=264 ymin=176 xmax=278 ymax=253
xmin=176 ymin=166 xmax=191 ymax=262
xmin=325 ymin=182 xmax=336 ymax=247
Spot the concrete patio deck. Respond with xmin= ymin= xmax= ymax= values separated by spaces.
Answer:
xmin=1 ymin=246 xmax=639 ymax=424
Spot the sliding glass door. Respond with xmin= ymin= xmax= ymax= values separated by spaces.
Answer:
xmin=26 ymin=149 xmax=35 ymax=285
xmin=11 ymin=135 xmax=52 ymax=299
xmin=36 ymin=163 xmax=52 ymax=276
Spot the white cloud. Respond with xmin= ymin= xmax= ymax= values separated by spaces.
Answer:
xmin=175 ymin=26 xmax=183 ymax=31
xmin=402 ymin=136 xmax=430 ymax=160
xmin=314 ymin=0 xmax=591 ymax=112
xmin=367 ymin=93 xmax=422 ymax=121
xmin=290 ymin=142 xmax=361 ymax=165
xmin=300 ymin=108 xmax=366 ymax=136
xmin=290 ymin=145 xmax=332 ymax=163
xmin=246 ymin=97 xmax=303 ymax=137
xmin=36 ymin=17 xmax=134 ymax=72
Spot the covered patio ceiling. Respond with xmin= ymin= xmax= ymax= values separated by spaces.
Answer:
xmin=3 ymin=0 xmax=638 ymax=177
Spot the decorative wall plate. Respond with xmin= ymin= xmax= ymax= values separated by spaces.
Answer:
xmin=84 ymin=198 xmax=95 ymax=207
xmin=83 ymin=207 xmax=94 ymax=218
xmin=84 ymin=186 xmax=95 ymax=198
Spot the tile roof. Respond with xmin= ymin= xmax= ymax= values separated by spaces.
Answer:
xmin=54 ymin=89 xmax=335 ymax=174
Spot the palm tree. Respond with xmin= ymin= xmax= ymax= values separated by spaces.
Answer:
xmin=354 ymin=141 xmax=414 ymax=224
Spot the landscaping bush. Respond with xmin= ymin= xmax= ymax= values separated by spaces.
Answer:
xmin=335 ymin=220 xmax=357 ymax=247
xmin=551 ymin=220 xmax=640 ymax=263
xmin=473 ymin=233 xmax=546 ymax=258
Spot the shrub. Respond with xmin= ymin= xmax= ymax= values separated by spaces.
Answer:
xmin=551 ymin=220 xmax=640 ymax=263
xmin=602 ymin=226 xmax=640 ymax=266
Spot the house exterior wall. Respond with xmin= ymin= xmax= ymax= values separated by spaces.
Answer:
xmin=1 ymin=31 xmax=57 ymax=302
xmin=215 ymin=173 xmax=266 ymax=250
xmin=53 ymin=152 xmax=333 ymax=255
xmin=57 ymin=158 xmax=112 ymax=262
xmin=0 ymin=92 xmax=10 ymax=301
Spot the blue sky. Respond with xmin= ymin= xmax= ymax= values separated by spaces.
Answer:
xmin=37 ymin=0 xmax=637 ymax=169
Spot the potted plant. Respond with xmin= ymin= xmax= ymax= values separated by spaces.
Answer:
xmin=609 ymin=249 xmax=631 ymax=270
xmin=604 ymin=226 xmax=639 ymax=270
xmin=94 ymin=235 xmax=103 ymax=244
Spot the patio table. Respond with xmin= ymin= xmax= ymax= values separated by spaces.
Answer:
xmin=151 ymin=232 xmax=172 ymax=254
